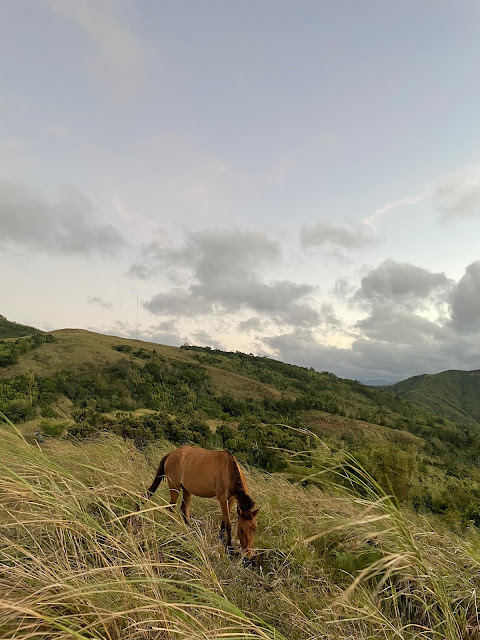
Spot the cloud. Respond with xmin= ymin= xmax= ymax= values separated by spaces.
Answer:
xmin=262 ymin=257 xmax=480 ymax=382
xmin=0 ymin=179 xmax=126 ymax=256
xmin=450 ymin=260 xmax=480 ymax=333
xmin=432 ymin=166 xmax=480 ymax=219
xmin=144 ymin=288 xmax=213 ymax=317
xmin=300 ymin=219 xmax=375 ymax=250
xmin=102 ymin=320 xmax=185 ymax=347
xmin=136 ymin=229 xmax=321 ymax=327
xmin=354 ymin=259 xmax=452 ymax=309
xmin=43 ymin=0 xmax=146 ymax=101
xmin=355 ymin=305 xmax=444 ymax=345
xmin=363 ymin=193 xmax=427 ymax=227
xmin=238 ymin=317 xmax=268 ymax=334
xmin=191 ymin=329 xmax=225 ymax=350
xmin=263 ymin=323 xmax=480 ymax=384
xmin=87 ymin=296 xmax=114 ymax=310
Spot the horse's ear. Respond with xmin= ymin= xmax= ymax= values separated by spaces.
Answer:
xmin=252 ymin=507 xmax=260 ymax=517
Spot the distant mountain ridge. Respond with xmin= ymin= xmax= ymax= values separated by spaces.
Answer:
xmin=0 ymin=315 xmax=41 ymax=339
xmin=388 ymin=368 xmax=480 ymax=427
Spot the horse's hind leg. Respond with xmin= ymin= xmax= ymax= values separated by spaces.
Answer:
xmin=180 ymin=488 xmax=192 ymax=524
xmin=167 ymin=480 xmax=181 ymax=512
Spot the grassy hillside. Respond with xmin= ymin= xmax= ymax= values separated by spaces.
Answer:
xmin=3 ymin=327 xmax=480 ymax=638
xmin=0 ymin=314 xmax=40 ymax=338
xmin=1 ymin=328 xmax=480 ymax=528
xmin=1 ymin=420 xmax=479 ymax=640
xmin=389 ymin=369 xmax=480 ymax=427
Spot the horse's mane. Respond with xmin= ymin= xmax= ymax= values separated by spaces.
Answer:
xmin=226 ymin=451 xmax=254 ymax=514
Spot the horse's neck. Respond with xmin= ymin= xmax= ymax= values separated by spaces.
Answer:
xmin=229 ymin=457 xmax=247 ymax=495
xmin=237 ymin=465 xmax=249 ymax=496
xmin=229 ymin=456 xmax=253 ymax=512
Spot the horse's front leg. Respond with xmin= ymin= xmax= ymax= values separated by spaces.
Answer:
xmin=218 ymin=496 xmax=233 ymax=554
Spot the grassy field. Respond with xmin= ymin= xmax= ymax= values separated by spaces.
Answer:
xmin=1 ymin=414 xmax=480 ymax=640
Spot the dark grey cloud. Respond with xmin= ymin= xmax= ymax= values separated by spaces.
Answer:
xmin=451 ymin=260 xmax=480 ymax=333
xmin=191 ymin=329 xmax=225 ymax=350
xmin=356 ymin=305 xmax=444 ymax=345
xmin=300 ymin=219 xmax=375 ymax=250
xmin=129 ymin=229 xmax=280 ymax=281
xmin=137 ymin=229 xmax=320 ymax=328
xmin=318 ymin=303 xmax=341 ymax=329
xmin=0 ymin=179 xmax=125 ymax=256
xmin=264 ymin=324 xmax=480 ymax=384
xmin=238 ymin=317 xmax=267 ymax=334
xmin=145 ymin=288 xmax=213 ymax=317
xmin=192 ymin=279 xmax=316 ymax=316
xmin=354 ymin=259 xmax=451 ymax=308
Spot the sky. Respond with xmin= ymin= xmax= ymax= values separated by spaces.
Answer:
xmin=2 ymin=0 xmax=480 ymax=383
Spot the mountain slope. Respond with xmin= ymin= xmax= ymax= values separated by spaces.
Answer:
xmin=0 ymin=314 xmax=40 ymax=338
xmin=389 ymin=369 xmax=480 ymax=427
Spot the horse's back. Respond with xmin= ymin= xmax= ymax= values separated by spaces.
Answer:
xmin=164 ymin=446 xmax=230 ymax=498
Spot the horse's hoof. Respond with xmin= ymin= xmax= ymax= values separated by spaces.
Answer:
xmin=243 ymin=553 xmax=261 ymax=568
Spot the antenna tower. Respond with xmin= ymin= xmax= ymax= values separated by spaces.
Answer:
xmin=136 ymin=296 xmax=139 ymax=340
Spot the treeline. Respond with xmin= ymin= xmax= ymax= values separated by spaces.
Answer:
xmin=69 ymin=409 xmax=310 ymax=472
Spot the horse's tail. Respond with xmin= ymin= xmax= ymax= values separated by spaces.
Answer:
xmin=146 ymin=453 xmax=169 ymax=497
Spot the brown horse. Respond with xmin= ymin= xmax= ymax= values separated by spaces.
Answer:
xmin=147 ymin=446 xmax=260 ymax=558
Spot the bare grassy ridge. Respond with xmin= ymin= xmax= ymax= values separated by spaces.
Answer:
xmin=1 ymin=418 xmax=480 ymax=639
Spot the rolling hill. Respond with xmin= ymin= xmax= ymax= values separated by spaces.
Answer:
xmin=388 ymin=369 xmax=480 ymax=427
xmin=1 ymin=324 xmax=480 ymax=527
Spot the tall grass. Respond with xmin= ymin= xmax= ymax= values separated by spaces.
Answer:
xmin=1 ymin=414 xmax=480 ymax=639
xmin=0 ymin=415 xmax=286 ymax=639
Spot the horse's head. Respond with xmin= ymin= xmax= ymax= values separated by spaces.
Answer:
xmin=237 ymin=505 xmax=260 ymax=558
